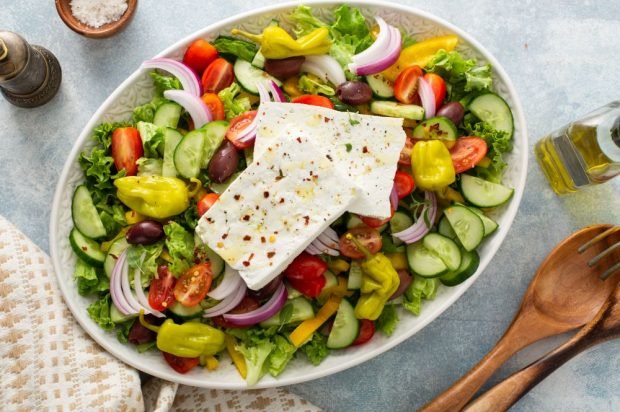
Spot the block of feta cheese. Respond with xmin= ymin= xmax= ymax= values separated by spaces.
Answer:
xmin=196 ymin=135 xmax=356 ymax=290
xmin=253 ymin=102 xmax=406 ymax=218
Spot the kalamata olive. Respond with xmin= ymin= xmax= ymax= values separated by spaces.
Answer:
xmin=128 ymin=314 xmax=164 ymax=345
xmin=208 ymin=140 xmax=239 ymax=183
xmin=126 ymin=220 xmax=164 ymax=245
xmin=390 ymin=270 xmax=413 ymax=300
xmin=336 ymin=81 xmax=373 ymax=105
xmin=436 ymin=101 xmax=465 ymax=125
xmin=264 ymin=56 xmax=306 ymax=80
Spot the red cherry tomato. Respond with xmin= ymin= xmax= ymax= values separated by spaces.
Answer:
xmin=352 ymin=319 xmax=376 ymax=346
xmin=394 ymin=170 xmax=415 ymax=199
xmin=211 ymin=296 xmax=260 ymax=329
xmin=398 ymin=135 xmax=414 ymax=166
xmin=182 ymin=39 xmax=218 ymax=76
xmin=173 ymin=263 xmax=213 ymax=307
xmin=201 ymin=93 xmax=225 ymax=121
xmin=162 ymin=352 xmax=199 ymax=374
xmin=201 ymin=58 xmax=234 ymax=94
xmin=196 ymin=192 xmax=220 ymax=217
xmin=291 ymin=94 xmax=334 ymax=109
xmin=148 ymin=265 xmax=176 ymax=311
xmin=360 ymin=214 xmax=392 ymax=229
xmin=339 ymin=227 xmax=382 ymax=259
xmin=283 ymin=252 xmax=328 ymax=298
xmin=393 ymin=66 xmax=423 ymax=104
xmin=424 ymin=73 xmax=447 ymax=109
xmin=226 ymin=110 xmax=257 ymax=149
xmin=111 ymin=127 xmax=143 ymax=176
xmin=449 ymin=136 xmax=488 ymax=173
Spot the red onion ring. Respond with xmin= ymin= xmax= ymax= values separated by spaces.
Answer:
xmin=207 ymin=265 xmax=243 ymax=300
xmin=120 ymin=257 xmax=144 ymax=314
xmin=301 ymin=55 xmax=346 ymax=86
xmin=203 ymin=282 xmax=247 ymax=317
xmin=392 ymin=191 xmax=438 ymax=243
xmin=352 ymin=26 xmax=402 ymax=76
xmin=142 ymin=58 xmax=201 ymax=96
xmin=267 ymin=80 xmax=285 ymax=102
xmin=163 ymin=90 xmax=212 ymax=128
xmin=390 ymin=184 xmax=399 ymax=211
xmin=305 ymin=243 xmax=324 ymax=255
xmin=238 ymin=81 xmax=285 ymax=143
xmin=222 ymin=282 xmax=288 ymax=326
xmin=350 ymin=17 xmax=390 ymax=65
xmin=110 ymin=251 xmax=133 ymax=315
xmin=418 ymin=76 xmax=436 ymax=119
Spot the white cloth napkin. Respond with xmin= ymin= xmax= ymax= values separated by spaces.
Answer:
xmin=0 ymin=216 xmax=320 ymax=411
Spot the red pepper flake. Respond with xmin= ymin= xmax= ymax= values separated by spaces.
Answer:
xmin=221 ymin=233 xmax=228 ymax=239
xmin=242 ymin=215 xmax=250 ymax=221
xmin=233 ymin=194 xmax=241 ymax=201
xmin=243 ymin=235 xmax=251 ymax=241
xmin=296 ymin=137 xmax=302 ymax=143
xmin=303 ymin=216 xmax=310 ymax=225
xmin=242 ymin=261 xmax=250 ymax=267
xmin=324 ymin=117 xmax=331 ymax=123
xmin=206 ymin=217 xmax=214 ymax=223
xmin=267 ymin=251 xmax=276 ymax=258
xmin=362 ymin=146 xmax=369 ymax=153
xmin=263 ymin=191 xmax=269 ymax=198
xmin=275 ymin=175 xmax=283 ymax=181
xmin=326 ymin=154 xmax=333 ymax=161
xmin=255 ymin=205 xmax=260 ymax=210
xmin=279 ymin=198 xmax=285 ymax=204
xmin=260 ymin=236 xmax=266 ymax=243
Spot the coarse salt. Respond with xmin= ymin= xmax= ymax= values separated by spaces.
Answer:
xmin=70 ymin=0 xmax=128 ymax=29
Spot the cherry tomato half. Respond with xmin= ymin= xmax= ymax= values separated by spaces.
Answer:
xmin=111 ymin=127 xmax=143 ymax=176
xmin=423 ymin=73 xmax=447 ymax=109
xmin=201 ymin=93 xmax=225 ymax=121
xmin=352 ymin=319 xmax=376 ymax=346
xmin=339 ymin=227 xmax=382 ymax=259
xmin=183 ymin=39 xmax=218 ymax=76
xmin=394 ymin=66 xmax=423 ymax=104
xmin=398 ymin=135 xmax=414 ymax=166
xmin=211 ymin=296 xmax=260 ymax=329
xmin=197 ymin=192 xmax=220 ymax=217
xmin=173 ymin=263 xmax=213 ymax=307
xmin=394 ymin=170 xmax=415 ymax=199
xmin=226 ymin=110 xmax=257 ymax=149
xmin=291 ymin=94 xmax=335 ymax=109
xmin=163 ymin=352 xmax=199 ymax=374
xmin=360 ymin=214 xmax=392 ymax=229
xmin=450 ymin=136 xmax=488 ymax=173
xmin=201 ymin=58 xmax=234 ymax=94
xmin=148 ymin=265 xmax=176 ymax=311
xmin=283 ymin=252 xmax=328 ymax=298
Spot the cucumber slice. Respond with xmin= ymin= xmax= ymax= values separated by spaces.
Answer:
xmin=346 ymin=214 xmax=365 ymax=229
xmin=412 ymin=116 xmax=458 ymax=141
xmin=104 ymin=237 xmax=129 ymax=278
xmin=72 ymin=185 xmax=106 ymax=239
xmin=327 ymin=299 xmax=359 ymax=349
xmin=204 ymin=245 xmax=224 ymax=278
xmin=69 ymin=228 xmax=105 ymax=267
xmin=406 ymin=241 xmax=448 ymax=278
xmin=110 ymin=303 xmax=136 ymax=323
xmin=260 ymin=297 xmax=315 ymax=327
xmin=469 ymin=206 xmax=499 ymax=237
xmin=460 ymin=174 xmax=514 ymax=208
xmin=365 ymin=73 xmax=394 ymax=98
xmin=440 ymin=250 xmax=480 ymax=286
xmin=285 ymin=283 xmax=303 ymax=300
xmin=233 ymin=59 xmax=282 ymax=94
xmin=347 ymin=260 xmax=363 ymax=290
xmin=370 ymin=101 xmax=424 ymax=120
xmin=162 ymin=128 xmax=183 ymax=177
xmin=390 ymin=211 xmax=413 ymax=234
xmin=251 ymin=49 xmax=266 ymax=69
xmin=153 ymin=102 xmax=182 ymax=129
xmin=209 ymin=171 xmax=241 ymax=194
xmin=174 ymin=129 xmax=206 ymax=178
xmin=438 ymin=215 xmax=458 ymax=241
xmin=201 ymin=120 xmax=229 ymax=169
xmin=169 ymin=301 xmax=203 ymax=319
xmin=423 ymin=233 xmax=462 ymax=272
xmin=469 ymin=93 xmax=514 ymax=137
xmin=443 ymin=205 xmax=485 ymax=251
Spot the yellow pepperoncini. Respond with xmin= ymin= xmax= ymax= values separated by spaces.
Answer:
xmin=231 ymin=26 xmax=331 ymax=59
xmin=411 ymin=140 xmax=456 ymax=191
xmin=139 ymin=311 xmax=225 ymax=358
xmin=345 ymin=234 xmax=400 ymax=321
xmin=114 ymin=176 xmax=190 ymax=219
xmin=382 ymin=35 xmax=459 ymax=81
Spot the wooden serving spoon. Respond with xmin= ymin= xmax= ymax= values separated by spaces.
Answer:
xmin=421 ymin=224 xmax=619 ymax=412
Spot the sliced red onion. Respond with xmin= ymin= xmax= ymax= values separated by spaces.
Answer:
xmin=393 ymin=191 xmax=437 ymax=243
xmin=351 ymin=26 xmax=402 ymax=76
xmin=306 ymin=227 xmax=340 ymax=255
xmin=133 ymin=267 xmax=165 ymax=318
xmin=203 ymin=282 xmax=247 ymax=317
xmin=120 ymin=257 xmax=144 ymax=314
xmin=207 ymin=265 xmax=243 ymax=300
xmin=142 ymin=58 xmax=201 ymax=96
xmin=222 ymin=282 xmax=287 ymax=326
xmin=301 ymin=55 xmax=346 ymax=86
xmin=322 ymin=227 xmax=339 ymax=243
xmin=256 ymin=80 xmax=271 ymax=103
xmin=418 ymin=76 xmax=436 ymax=119
xmin=350 ymin=17 xmax=391 ymax=65
xmin=390 ymin=184 xmax=399 ymax=211
xmin=305 ymin=243 xmax=323 ymax=255
xmin=110 ymin=252 xmax=134 ymax=315
xmin=237 ymin=80 xmax=284 ymax=144
xmin=268 ymin=80 xmax=285 ymax=102
xmin=163 ymin=90 xmax=212 ymax=128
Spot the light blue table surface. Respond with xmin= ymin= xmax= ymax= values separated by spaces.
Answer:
xmin=2 ymin=1 xmax=619 ymax=410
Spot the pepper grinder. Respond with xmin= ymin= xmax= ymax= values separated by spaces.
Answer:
xmin=0 ymin=31 xmax=62 ymax=108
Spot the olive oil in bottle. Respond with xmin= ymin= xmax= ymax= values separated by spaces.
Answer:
xmin=535 ymin=101 xmax=620 ymax=194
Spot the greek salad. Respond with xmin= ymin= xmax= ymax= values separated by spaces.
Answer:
xmin=71 ymin=5 xmax=515 ymax=384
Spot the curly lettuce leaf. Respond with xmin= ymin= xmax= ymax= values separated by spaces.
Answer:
xmin=74 ymin=258 xmax=109 ymax=296
xmin=136 ymin=121 xmax=164 ymax=159
xmin=87 ymin=294 xmax=115 ymax=331
xmin=126 ymin=242 xmax=164 ymax=286
xmin=137 ymin=157 xmax=163 ymax=176
xmin=267 ymin=335 xmax=297 ymax=377
xmin=213 ymin=36 xmax=258 ymax=62
xmin=163 ymin=222 xmax=194 ymax=276
xmin=300 ymin=332 xmax=330 ymax=366
xmin=298 ymin=74 xmax=335 ymax=96
xmin=463 ymin=117 xmax=513 ymax=183
xmin=150 ymin=71 xmax=182 ymax=96
xmin=425 ymin=50 xmax=493 ymax=101
xmin=236 ymin=340 xmax=275 ymax=385
xmin=376 ymin=303 xmax=399 ymax=336
xmin=402 ymin=277 xmax=439 ymax=316
xmin=218 ymin=83 xmax=251 ymax=120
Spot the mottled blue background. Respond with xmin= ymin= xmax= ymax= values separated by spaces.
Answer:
xmin=1 ymin=1 xmax=619 ymax=410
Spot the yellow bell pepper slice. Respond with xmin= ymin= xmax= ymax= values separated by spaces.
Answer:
xmin=328 ymin=258 xmax=350 ymax=274
xmin=225 ymin=335 xmax=247 ymax=379
xmin=289 ymin=295 xmax=342 ymax=347
xmin=202 ymin=355 xmax=219 ymax=371
xmin=386 ymin=252 xmax=408 ymax=271
xmin=382 ymin=35 xmax=459 ymax=81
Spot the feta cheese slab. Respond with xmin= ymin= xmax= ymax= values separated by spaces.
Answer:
xmin=196 ymin=136 xmax=356 ymax=290
xmin=254 ymin=102 xmax=406 ymax=218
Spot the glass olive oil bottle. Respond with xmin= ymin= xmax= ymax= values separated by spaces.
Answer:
xmin=535 ymin=101 xmax=620 ymax=194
